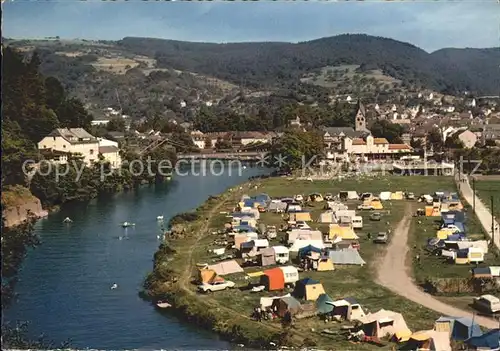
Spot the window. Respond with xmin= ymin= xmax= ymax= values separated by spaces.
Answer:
xmin=90 ymin=149 xmax=94 ymax=155
xmin=63 ymin=145 xmax=66 ymax=148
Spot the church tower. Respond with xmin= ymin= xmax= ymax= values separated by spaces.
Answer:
xmin=355 ymin=100 xmax=368 ymax=132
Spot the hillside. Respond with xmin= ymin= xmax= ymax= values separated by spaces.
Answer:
xmin=430 ymin=48 xmax=500 ymax=95
xmin=118 ymin=34 xmax=499 ymax=95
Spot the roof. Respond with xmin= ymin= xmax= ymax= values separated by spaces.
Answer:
xmin=373 ymin=138 xmax=389 ymax=144
xmin=48 ymin=128 xmax=97 ymax=144
xmin=323 ymin=127 xmax=365 ymax=138
xmin=98 ymin=146 xmax=119 ymax=154
xmin=208 ymin=260 xmax=244 ymax=275
xmin=352 ymin=138 xmax=366 ymax=145
xmin=280 ymin=296 xmax=301 ymax=309
xmin=389 ymin=144 xmax=412 ymax=150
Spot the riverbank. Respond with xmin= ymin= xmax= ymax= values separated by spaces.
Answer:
xmin=145 ymin=175 xmax=468 ymax=349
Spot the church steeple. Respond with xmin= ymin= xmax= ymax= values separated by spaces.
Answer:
xmin=355 ymin=99 xmax=367 ymax=132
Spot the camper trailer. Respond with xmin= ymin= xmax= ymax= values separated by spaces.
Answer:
xmin=273 ymin=246 xmax=290 ymax=264
xmin=279 ymin=265 xmax=300 ymax=286
xmin=352 ymin=216 xmax=363 ymax=229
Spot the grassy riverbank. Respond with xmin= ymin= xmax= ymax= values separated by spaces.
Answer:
xmin=145 ymin=175 xmax=466 ymax=348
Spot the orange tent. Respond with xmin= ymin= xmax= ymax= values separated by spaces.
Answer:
xmin=260 ymin=267 xmax=285 ymax=291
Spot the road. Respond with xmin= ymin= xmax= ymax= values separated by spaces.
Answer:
xmin=376 ymin=203 xmax=498 ymax=329
xmin=457 ymin=174 xmax=500 ymax=250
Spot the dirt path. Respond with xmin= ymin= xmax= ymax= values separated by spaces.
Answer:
xmin=376 ymin=203 xmax=497 ymax=329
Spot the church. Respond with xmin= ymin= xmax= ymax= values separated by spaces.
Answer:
xmin=322 ymin=101 xmax=413 ymax=162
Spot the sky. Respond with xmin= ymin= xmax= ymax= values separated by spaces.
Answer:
xmin=2 ymin=0 xmax=499 ymax=52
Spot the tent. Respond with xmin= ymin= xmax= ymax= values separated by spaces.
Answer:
xmin=328 ymin=248 xmax=366 ymax=266
xmin=260 ymin=267 xmax=285 ymax=291
xmin=260 ymin=293 xmax=291 ymax=309
xmin=272 ymin=296 xmax=302 ymax=317
xmin=316 ymin=293 xmax=334 ymax=314
xmin=379 ymin=191 xmax=392 ymax=201
xmin=198 ymin=268 xmax=218 ymax=284
xmin=390 ymin=191 xmax=404 ymax=200
xmin=289 ymin=212 xmax=312 ymax=222
xmin=317 ymin=257 xmax=335 ymax=271
xmin=289 ymin=239 xmax=325 ymax=252
xmin=402 ymin=330 xmax=451 ymax=351
xmin=319 ymin=211 xmax=336 ymax=224
xmin=327 ymin=297 xmax=366 ymax=321
xmin=288 ymin=230 xmax=323 ymax=244
xmin=293 ymin=278 xmax=326 ymax=301
xmin=466 ymin=329 xmax=499 ymax=350
xmin=434 ymin=316 xmax=482 ymax=341
xmin=279 ymin=265 xmax=299 ymax=284
xmin=308 ymin=193 xmax=324 ymax=202
xmin=329 ymin=224 xmax=359 ymax=240
xmin=208 ymin=260 xmax=244 ymax=275
xmin=259 ymin=247 xmax=276 ymax=266
xmin=370 ymin=198 xmax=384 ymax=210
xmin=472 ymin=266 xmax=492 ymax=278
xmin=268 ymin=201 xmax=287 ymax=212
xmin=298 ymin=244 xmax=323 ymax=259
xmin=359 ymin=309 xmax=410 ymax=339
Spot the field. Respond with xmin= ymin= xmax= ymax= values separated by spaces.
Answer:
xmin=300 ymin=64 xmax=400 ymax=91
xmin=90 ymin=57 xmax=140 ymax=74
xmin=474 ymin=178 xmax=500 ymax=220
xmin=150 ymin=175 xmax=469 ymax=348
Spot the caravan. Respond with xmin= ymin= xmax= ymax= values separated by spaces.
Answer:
xmin=352 ymin=216 xmax=363 ymax=229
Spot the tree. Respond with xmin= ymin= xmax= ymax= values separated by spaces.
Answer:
xmin=215 ymin=138 xmax=232 ymax=151
xmin=106 ymin=117 xmax=126 ymax=132
xmin=444 ymin=133 xmax=464 ymax=149
xmin=427 ymin=128 xmax=444 ymax=152
xmin=204 ymin=136 xmax=213 ymax=149
xmin=370 ymin=120 xmax=404 ymax=143
xmin=57 ymin=98 xmax=93 ymax=129
xmin=270 ymin=130 xmax=323 ymax=169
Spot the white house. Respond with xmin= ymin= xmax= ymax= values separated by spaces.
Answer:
xmin=91 ymin=118 xmax=110 ymax=126
xmin=38 ymin=128 xmax=100 ymax=166
xmin=38 ymin=129 xmax=122 ymax=168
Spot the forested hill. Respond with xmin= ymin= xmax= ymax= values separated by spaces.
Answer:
xmin=118 ymin=34 xmax=499 ymax=94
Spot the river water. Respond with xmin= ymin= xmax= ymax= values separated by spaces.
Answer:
xmin=4 ymin=164 xmax=267 ymax=349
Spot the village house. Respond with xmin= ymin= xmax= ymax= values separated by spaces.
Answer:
xmin=456 ymin=130 xmax=478 ymax=149
xmin=482 ymin=124 xmax=500 ymax=145
xmin=190 ymin=131 xmax=276 ymax=150
xmin=38 ymin=128 xmax=122 ymax=168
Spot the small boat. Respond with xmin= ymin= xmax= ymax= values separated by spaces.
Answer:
xmin=111 ymin=283 xmax=118 ymax=290
xmin=156 ymin=301 xmax=172 ymax=309
xmin=157 ymin=216 xmax=164 ymax=221
xmin=122 ymin=222 xmax=135 ymax=228
xmin=63 ymin=217 xmax=73 ymax=223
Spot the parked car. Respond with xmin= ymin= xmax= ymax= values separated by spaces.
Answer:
xmin=358 ymin=204 xmax=374 ymax=210
xmin=373 ymin=232 xmax=388 ymax=244
xmin=258 ymin=206 xmax=266 ymax=213
xmin=198 ymin=280 xmax=235 ymax=293
xmin=370 ymin=212 xmax=382 ymax=221
xmin=266 ymin=225 xmax=277 ymax=239
xmin=473 ymin=295 xmax=500 ymax=314
xmin=406 ymin=192 xmax=415 ymax=200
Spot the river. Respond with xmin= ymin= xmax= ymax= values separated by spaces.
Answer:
xmin=4 ymin=163 xmax=268 ymax=349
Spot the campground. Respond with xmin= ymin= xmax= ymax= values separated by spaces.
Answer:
xmin=145 ymin=174 xmax=500 ymax=349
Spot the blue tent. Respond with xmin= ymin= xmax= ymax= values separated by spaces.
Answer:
xmin=232 ymin=212 xmax=256 ymax=218
xmin=436 ymin=316 xmax=482 ymax=341
xmin=447 ymin=233 xmax=467 ymax=241
xmin=254 ymin=193 xmax=270 ymax=203
xmin=243 ymin=200 xmax=256 ymax=208
xmin=233 ymin=225 xmax=255 ymax=232
xmin=298 ymin=245 xmax=322 ymax=258
xmin=466 ymin=329 xmax=499 ymax=350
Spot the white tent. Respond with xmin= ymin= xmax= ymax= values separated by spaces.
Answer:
xmin=328 ymin=248 xmax=365 ymax=265
xmin=379 ymin=192 xmax=392 ymax=201
xmin=287 ymin=230 xmax=323 ymax=244
xmin=289 ymin=239 xmax=325 ymax=252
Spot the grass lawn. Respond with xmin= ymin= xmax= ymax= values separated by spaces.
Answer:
xmin=475 ymin=179 xmax=500 ymax=221
xmin=174 ymin=175 xmax=462 ymax=348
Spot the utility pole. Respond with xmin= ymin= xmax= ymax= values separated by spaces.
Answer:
xmin=491 ymin=196 xmax=495 ymax=246
xmin=472 ymin=177 xmax=476 ymax=211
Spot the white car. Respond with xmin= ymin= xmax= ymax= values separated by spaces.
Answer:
xmin=473 ymin=294 xmax=500 ymax=314
xmin=197 ymin=280 xmax=235 ymax=293
xmin=357 ymin=204 xmax=374 ymax=210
